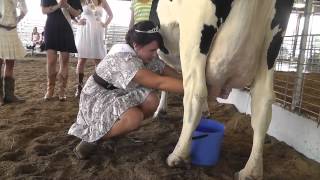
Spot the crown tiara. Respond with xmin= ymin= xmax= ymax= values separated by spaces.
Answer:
xmin=134 ymin=26 xmax=159 ymax=34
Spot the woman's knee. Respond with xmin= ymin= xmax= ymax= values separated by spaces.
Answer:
xmin=140 ymin=92 xmax=159 ymax=117
xmin=120 ymin=108 xmax=144 ymax=131
xmin=60 ymin=52 xmax=70 ymax=65
xmin=47 ymin=51 xmax=57 ymax=65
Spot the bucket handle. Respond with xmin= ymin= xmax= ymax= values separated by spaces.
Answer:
xmin=192 ymin=134 xmax=208 ymax=140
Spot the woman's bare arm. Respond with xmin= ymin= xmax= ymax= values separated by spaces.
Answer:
xmin=133 ymin=69 xmax=183 ymax=94
xmin=162 ymin=65 xmax=182 ymax=79
xmin=101 ymin=0 xmax=113 ymax=27
xmin=65 ymin=3 xmax=82 ymax=18
xmin=41 ymin=1 xmax=62 ymax=14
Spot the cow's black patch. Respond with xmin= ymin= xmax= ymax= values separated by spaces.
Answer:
xmin=200 ymin=25 xmax=216 ymax=55
xmin=211 ymin=0 xmax=234 ymax=27
xmin=267 ymin=0 xmax=294 ymax=69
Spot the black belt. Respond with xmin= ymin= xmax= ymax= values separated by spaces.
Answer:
xmin=0 ymin=24 xmax=16 ymax=31
xmin=92 ymin=72 xmax=118 ymax=90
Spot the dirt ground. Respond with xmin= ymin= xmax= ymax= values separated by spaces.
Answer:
xmin=0 ymin=57 xmax=319 ymax=180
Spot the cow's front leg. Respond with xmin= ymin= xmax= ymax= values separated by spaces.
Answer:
xmin=166 ymin=7 xmax=216 ymax=166
xmin=235 ymin=67 xmax=274 ymax=180
xmin=167 ymin=80 xmax=207 ymax=166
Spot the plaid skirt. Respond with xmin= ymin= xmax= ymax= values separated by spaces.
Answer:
xmin=0 ymin=27 xmax=26 ymax=60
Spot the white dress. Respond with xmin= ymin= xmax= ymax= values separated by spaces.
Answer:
xmin=75 ymin=5 xmax=106 ymax=59
xmin=0 ymin=0 xmax=27 ymax=59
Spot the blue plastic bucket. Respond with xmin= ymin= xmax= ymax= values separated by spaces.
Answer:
xmin=191 ymin=117 xmax=224 ymax=166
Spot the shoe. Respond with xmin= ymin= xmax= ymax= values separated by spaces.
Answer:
xmin=3 ymin=77 xmax=25 ymax=103
xmin=44 ymin=73 xmax=56 ymax=100
xmin=58 ymin=73 xmax=68 ymax=101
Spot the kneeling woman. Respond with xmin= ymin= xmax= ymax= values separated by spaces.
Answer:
xmin=68 ymin=21 xmax=183 ymax=159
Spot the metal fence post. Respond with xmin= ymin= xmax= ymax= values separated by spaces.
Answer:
xmin=291 ymin=0 xmax=313 ymax=111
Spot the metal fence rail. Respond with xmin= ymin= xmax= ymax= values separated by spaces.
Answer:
xmin=275 ymin=34 xmax=320 ymax=125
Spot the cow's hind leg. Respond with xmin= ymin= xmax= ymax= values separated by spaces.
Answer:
xmin=236 ymin=67 xmax=274 ymax=180
xmin=166 ymin=1 xmax=217 ymax=167
xmin=236 ymin=0 xmax=293 ymax=178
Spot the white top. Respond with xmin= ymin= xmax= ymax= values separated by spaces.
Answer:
xmin=0 ymin=0 xmax=27 ymax=27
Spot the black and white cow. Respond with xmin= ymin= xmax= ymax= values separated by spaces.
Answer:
xmin=150 ymin=0 xmax=294 ymax=179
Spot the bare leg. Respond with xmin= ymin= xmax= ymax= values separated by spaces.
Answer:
xmin=103 ymin=92 xmax=159 ymax=139
xmin=103 ymin=107 xmax=144 ymax=140
xmin=44 ymin=49 xmax=58 ymax=99
xmin=3 ymin=59 xmax=14 ymax=78
xmin=58 ymin=52 xmax=69 ymax=101
xmin=76 ymin=58 xmax=86 ymax=75
xmin=75 ymin=58 xmax=86 ymax=98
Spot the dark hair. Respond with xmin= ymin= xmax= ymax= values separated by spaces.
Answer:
xmin=125 ymin=21 xmax=168 ymax=53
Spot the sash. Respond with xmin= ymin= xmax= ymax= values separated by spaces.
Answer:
xmin=61 ymin=7 xmax=72 ymax=28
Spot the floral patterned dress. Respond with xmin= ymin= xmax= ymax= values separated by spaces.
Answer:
xmin=68 ymin=44 xmax=165 ymax=142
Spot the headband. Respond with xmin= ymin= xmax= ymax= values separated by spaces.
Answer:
xmin=134 ymin=26 xmax=159 ymax=34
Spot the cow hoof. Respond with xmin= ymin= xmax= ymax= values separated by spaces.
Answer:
xmin=167 ymin=153 xmax=189 ymax=167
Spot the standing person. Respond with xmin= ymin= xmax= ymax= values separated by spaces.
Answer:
xmin=129 ymin=0 xmax=153 ymax=28
xmin=0 ymin=0 xmax=28 ymax=106
xmin=41 ymin=0 xmax=82 ymax=101
xmin=27 ymin=27 xmax=41 ymax=50
xmin=68 ymin=21 xmax=182 ymax=159
xmin=74 ymin=0 xmax=113 ymax=98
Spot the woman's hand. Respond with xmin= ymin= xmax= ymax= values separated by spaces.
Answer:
xmin=57 ymin=0 xmax=67 ymax=8
xmin=99 ymin=21 xmax=107 ymax=28
xmin=79 ymin=19 xmax=86 ymax=25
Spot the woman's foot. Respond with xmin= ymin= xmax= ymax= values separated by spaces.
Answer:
xmin=58 ymin=95 xmax=67 ymax=101
xmin=73 ymin=141 xmax=97 ymax=160
xmin=44 ymin=91 xmax=54 ymax=100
